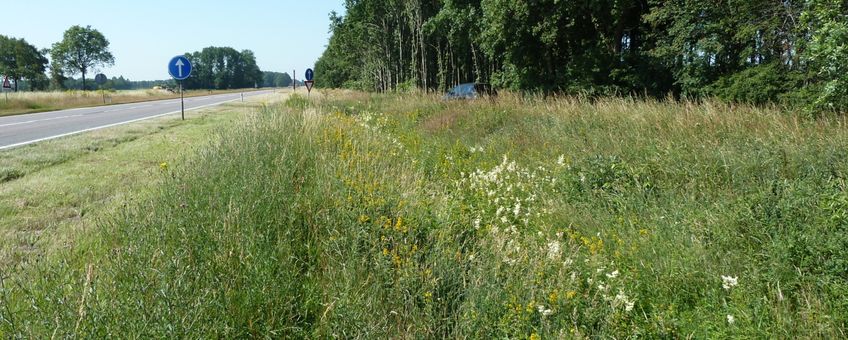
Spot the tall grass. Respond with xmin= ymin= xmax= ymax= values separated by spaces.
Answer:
xmin=2 ymin=91 xmax=846 ymax=337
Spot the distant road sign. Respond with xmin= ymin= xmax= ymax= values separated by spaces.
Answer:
xmin=2 ymin=76 xmax=10 ymax=89
xmin=305 ymin=80 xmax=314 ymax=92
xmin=95 ymin=73 xmax=107 ymax=85
xmin=305 ymin=68 xmax=314 ymax=81
xmin=168 ymin=55 xmax=193 ymax=80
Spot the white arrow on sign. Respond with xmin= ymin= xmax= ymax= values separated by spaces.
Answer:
xmin=175 ymin=59 xmax=185 ymax=78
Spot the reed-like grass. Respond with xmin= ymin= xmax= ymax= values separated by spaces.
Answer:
xmin=1 ymin=90 xmax=846 ymax=337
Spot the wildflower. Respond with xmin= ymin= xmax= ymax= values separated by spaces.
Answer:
xmin=565 ymin=290 xmax=577 ymax=299
xmin=473 ymin=217 xmax=481 ymax=230
xmin=537 ymin=305 xmax=553 ymax=316
xmin=513 ymin=202 xmax=521 ymax=217
xmin=606 ymin=270 xmax=619 ymax=279
xmin=547 ymin=240 xmax=561 ymax=260
xmin=159 ymin=162 xmax=169 ymax=170
xmin=721 ymin=275 xmax=738 ymax=290
xmin=557 ymin=154 xmax=565 ymax=166
xmin=727 ymin=314 xmax=735 ymax=324
xmin=614 ymin=289 xmax=635 ymax=312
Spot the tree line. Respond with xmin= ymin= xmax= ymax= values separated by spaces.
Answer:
xmin=182 ymin=47 xmax=263 ymax=90
xmin=315 ymin=0 xmax=848 ymax=113
xmin=1 ymin=25 xmax=122 ymax=91
xmin=2 ymin=26 xmax=286 ymax=92
xmin=0 ymin=36 xmax=48 ymax=91
xmin=12 ymin=76 xmax=174 ymax=92
xmin=263 ymin=71 xmax=293 ymax=88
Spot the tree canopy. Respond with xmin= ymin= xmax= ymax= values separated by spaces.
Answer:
xmin=263 ymin=71 xmax=292 ymax=88
xmin=182 ymin=47 xmax=263 ymax=90
xmin=0 ymin=35 xmax=49 ymax=91
xmin=50 ymin=25 xmax=115 ymax=91
xmin=316 ymin=0 xmax=848 ymax=113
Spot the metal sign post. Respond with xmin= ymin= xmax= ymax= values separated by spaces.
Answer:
xmin=180 ymin=81 xmax=184 ymax=120
xmin=95 ymin=74 xmax=107 ymax=104
xmin=2 ymin=76 xmax=10 ymax=103
xmin=168 ymin=55 xmax=193 ymax=120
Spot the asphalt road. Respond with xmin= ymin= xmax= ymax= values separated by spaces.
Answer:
xmin=0 ymin=90 xmax=275 ymax=150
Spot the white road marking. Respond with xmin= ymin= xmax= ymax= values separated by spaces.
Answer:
xmin=0 ymin=114 xmax=85 ymax=127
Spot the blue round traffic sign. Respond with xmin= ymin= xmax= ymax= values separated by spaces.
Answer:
xmin=168 ymin=55 xmax=193 ymax=80
xmin=305 ymin=68 xmax=314 ymax=81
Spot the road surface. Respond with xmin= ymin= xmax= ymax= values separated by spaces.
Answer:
xmin=0 ymin=90 xmax=274 ymax=150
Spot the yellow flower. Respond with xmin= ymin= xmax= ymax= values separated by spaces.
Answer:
xmin=548 ymin=290 xmax=559 ymax=304
xmin=529 ymin=332 xmax=540 ymax=340
xmin=566 ymin=291 xmax=577 ymax=299
xmin=358 ymin=214 xmax=370 ymax=223
xmin=159 ymin=162 xmax=168 ymax=170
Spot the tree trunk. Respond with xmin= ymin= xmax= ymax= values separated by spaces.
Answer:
xmin=471 ymin=42 xmax=482 ymax=84
xmin=82 ymin=68 xmax=87 ymax=91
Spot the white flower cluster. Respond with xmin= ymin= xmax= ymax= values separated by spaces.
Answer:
xmin=460 ymin=155 xmax=557 ymax=227
xmin=353 ymin=111 xmax=405 ymax=153
xmin=354 ymin=111 xmax=387 ymax=130
xmin=595 ymin=267 xmax=636 ymax=312
xmin=457 ymin=155 xmax=559 ymax=264
xmin=614 ymin=290 xmax=636 ymax=312
xmin=721 ymin=275 xmax=738 ymax=290
xmin=547 ymin=240 xmax=561 ymax=260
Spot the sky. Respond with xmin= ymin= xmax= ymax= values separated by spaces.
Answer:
xmin=3 ymin=1 xmax=347 ymax=81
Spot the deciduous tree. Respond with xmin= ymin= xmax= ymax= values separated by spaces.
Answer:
xmin=50 ymin=25 xmax=115 ymax=91
xmin=0 ymin=35 xmax=49 ymax=91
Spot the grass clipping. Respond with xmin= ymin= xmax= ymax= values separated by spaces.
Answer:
xmin=2 ymin=92 xmax=848 ymax=338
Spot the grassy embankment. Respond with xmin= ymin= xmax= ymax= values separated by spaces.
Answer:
xmin=0 ymin=90 xmax=287 ymax=272
xmin=2 ymin=90 xmax=847 ymax=337
xmin=0 ymin=88 xmax=267 ymax=117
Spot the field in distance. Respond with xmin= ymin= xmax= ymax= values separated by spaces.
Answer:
xmin=2 ymin=90 xmax=846 ymax=337
xmin=0 ymin=88 xmax=268 ymax=117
